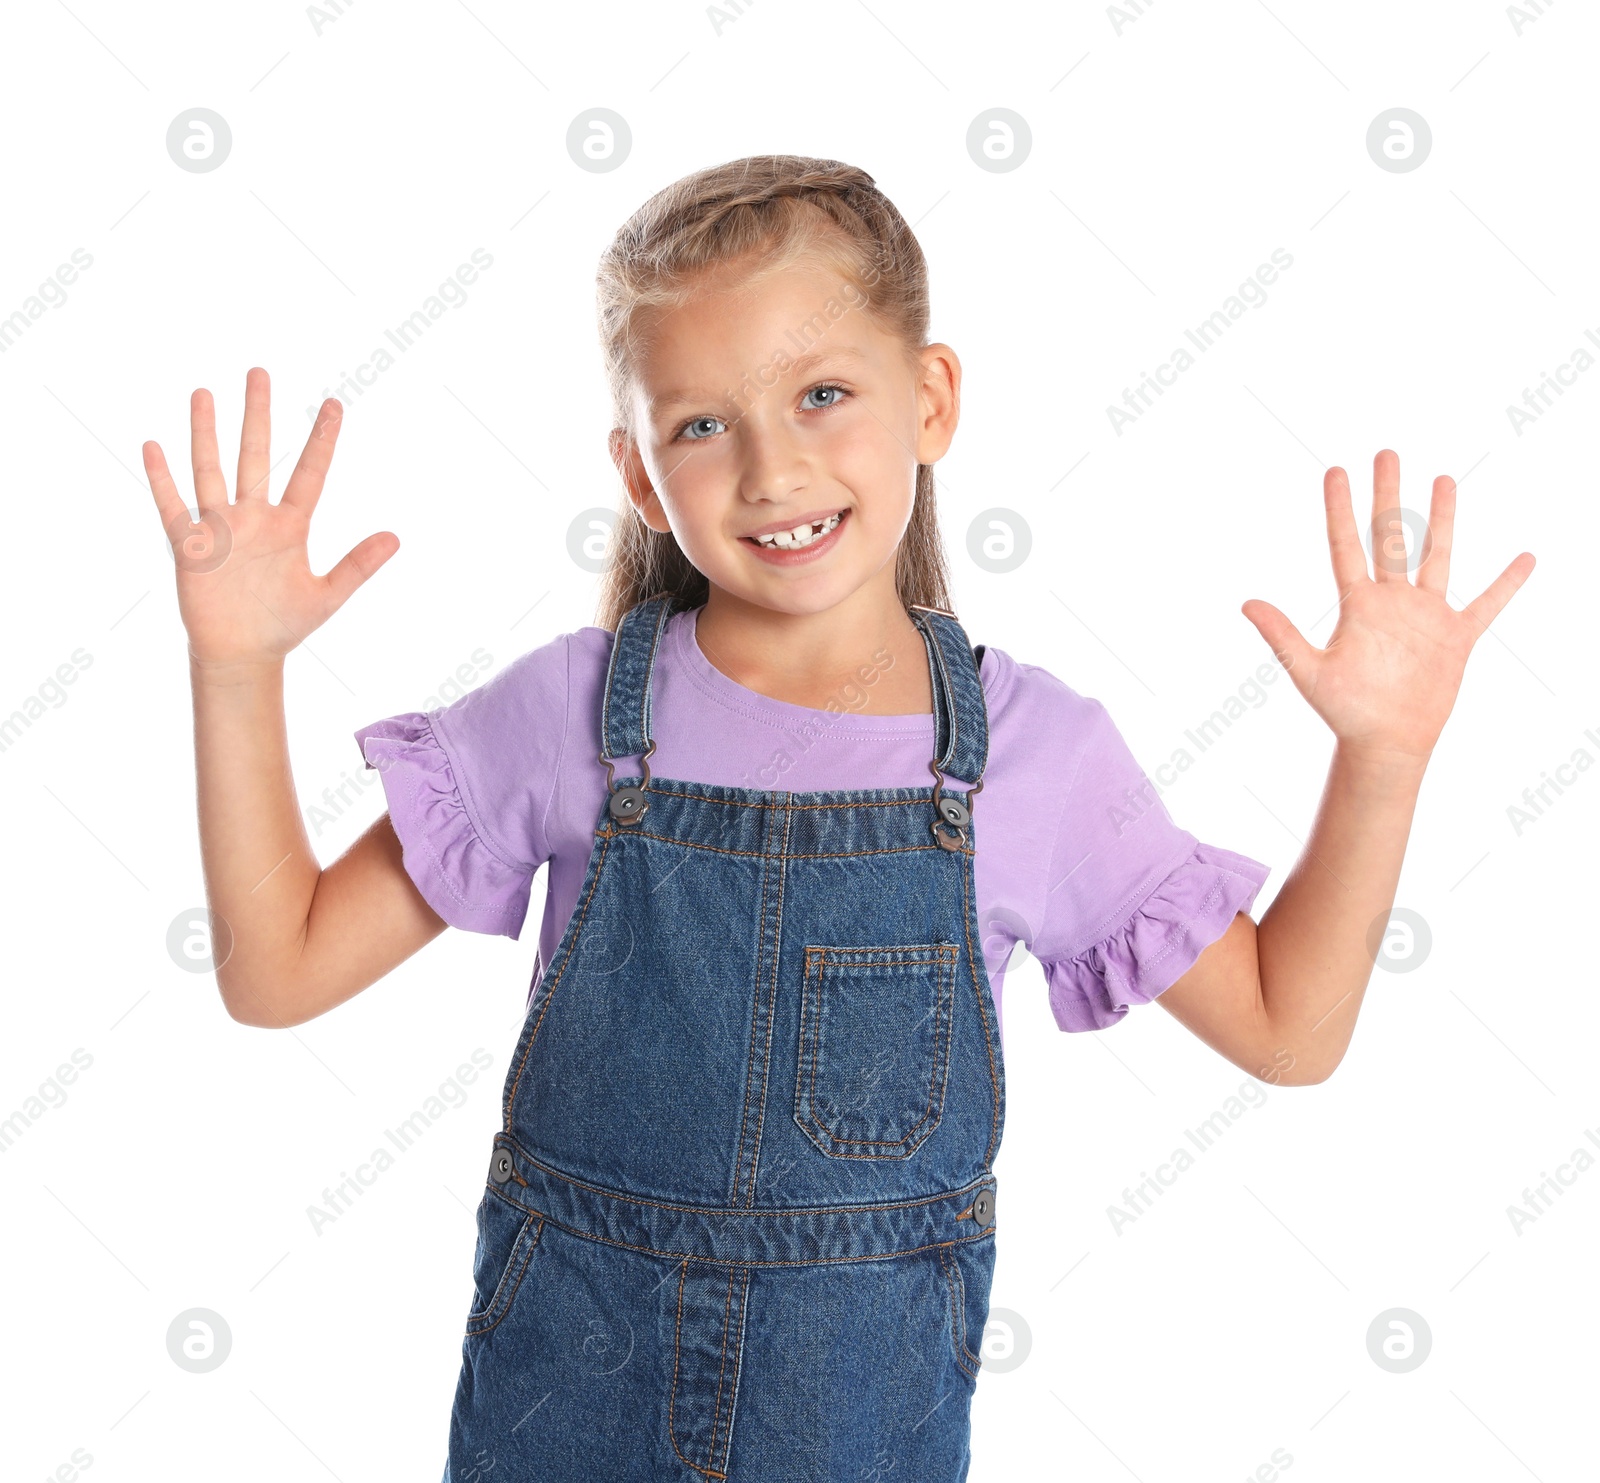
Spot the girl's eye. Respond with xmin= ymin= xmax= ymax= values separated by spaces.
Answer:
xmin=801 ymin=384 xmax=848 ymax=411
xmin=678 ymin=415 xmax=726 ymax=442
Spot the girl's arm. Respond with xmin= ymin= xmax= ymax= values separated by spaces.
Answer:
xmin=1156 ymin=748 xmax=1425 ymax=1085
xmin=145 ymin=368 xmax=439 ymax=1028
xmin=1154 ymin=450 xmax=1535 ymax=1085
xmin=189 ymin=656 xmax=444 ymax=1027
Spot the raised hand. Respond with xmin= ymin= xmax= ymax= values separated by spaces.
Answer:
xmin=1240 ymin=449 xmax=1535 ymax=765
xmin=142 ymin=367 xmax=399 ymax=669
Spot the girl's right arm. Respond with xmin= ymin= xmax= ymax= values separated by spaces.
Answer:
xmin=144 ymin=368 xmax=446 ymax=1029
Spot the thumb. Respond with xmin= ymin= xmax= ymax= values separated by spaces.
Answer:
xmin=1240 ymin=599 xmax=1318 ymax=692
xmin=324 ymin=531 xmax=400 ymax=612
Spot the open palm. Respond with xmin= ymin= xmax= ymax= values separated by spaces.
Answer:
xmin=142 ymin=367 xmax=398 ymax=668
xmin=1242 ymin=450 xmax=1535 ymax=763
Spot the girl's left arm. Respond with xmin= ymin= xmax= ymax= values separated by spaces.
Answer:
xmin=1155 ymin=449 xmax=1535 ymax=1086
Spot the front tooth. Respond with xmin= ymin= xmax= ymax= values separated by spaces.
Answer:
xmin=757 ymin=516 xmax=841 ymax=548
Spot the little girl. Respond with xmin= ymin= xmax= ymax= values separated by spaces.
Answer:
xmin=143 ymin=155 xmax=1533 ymax=1482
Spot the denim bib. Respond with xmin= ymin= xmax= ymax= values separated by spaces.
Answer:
xmin=444 ymin=594 xmax=1006 ymax=1482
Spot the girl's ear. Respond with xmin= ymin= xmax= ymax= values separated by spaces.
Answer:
xmin=913 ymin=343 xmax=962 ymax=466
xmin=608 ymin=427 xmax=671 ymax=533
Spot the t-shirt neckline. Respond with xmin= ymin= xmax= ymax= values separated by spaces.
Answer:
xmin=670 ymin=605 xmax=937 ymax=735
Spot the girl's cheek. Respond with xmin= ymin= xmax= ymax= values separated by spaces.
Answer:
xmin=830 ymin=414 xmax=904 ymax=470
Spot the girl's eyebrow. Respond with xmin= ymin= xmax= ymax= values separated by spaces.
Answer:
xmin=648 ymin=347 xmax=867 ymax=413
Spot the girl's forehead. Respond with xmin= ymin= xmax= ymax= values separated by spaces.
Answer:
xmin=634 ymin=263 xmax=884 ymax=372
xmin=656 ymin=252 xmax=862 ymax=328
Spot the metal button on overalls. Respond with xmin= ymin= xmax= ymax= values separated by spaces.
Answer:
xmin=443 ymin=596 xmax=1007 ymax=1482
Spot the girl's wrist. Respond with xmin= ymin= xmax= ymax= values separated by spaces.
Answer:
xmin=1332 ymin=738 xmax=1431 ymax=787
xmin=188 ymin=649 xmax=286 ymax=687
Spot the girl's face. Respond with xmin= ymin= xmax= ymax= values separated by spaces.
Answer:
xmin=612 ymin=250 xmax=960 ymax=619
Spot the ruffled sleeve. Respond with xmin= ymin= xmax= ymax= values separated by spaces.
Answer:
xmin=1041 ymin=841 xmax=1271 ymax=1032
xmin=355 ymin=712 xmax=536 ymax=939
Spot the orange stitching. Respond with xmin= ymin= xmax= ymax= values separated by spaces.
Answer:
xmin=948 ymin=1246 xmax=982 ymax=1372
xmin=797 ymin=945 xmax=957 ymax=1155
xmin=464 ymin=1212 xmax=544 ymax=1339
xmin=926 ymin=619 xmax=959 ymax=773
xmin=922 ymin=611 xmax=990 ymax=786
xmin=707 ymin=1266 xmax=736 ymax=1466
xmin=800 ymin=944 xmax=957 ymax=962
xmin=807 ymin=957 xmax=952 ymax=1144
xmin=668 ymin=1259 xmax=731 ymax=1481
xmin=492 ymin=1138 xmax=993 ymax=1220
xmin=803 ymin=947 xmax=825 ymax=1147
xmin=731 ymin=808 xmax=775 ymax=1204
xmin=726 ymin=1268 xmax=751 ymax=1467
xmin=533 ymin=1205 xmax=993 ymax=1268
xmin=599 ymin=620 xmax=620 ymax=760
xmin=742 ymin=796 xmax=791 ymax=1207
xmin=607 ymin=829 xmax=970 ymax=860
xmin=797 ymin=1112 xmax=941 ymax=1156
xmin=464 ymin=1198 xmax=523 ymax=1331
xmin=936 ymin=1244 xmax=981 ymax=1378
xmin=630 ymin=786 xmax=951 ymax=811
xmin=503 ymin=833 xmax=612 ymax=1123
xmin=637 ymin=608 xmax=653 ymax=758
xmin=959 ymin=859 xmax=1004 ymax=1167
xmin=800 ymin=956 xmax=952 ymax=968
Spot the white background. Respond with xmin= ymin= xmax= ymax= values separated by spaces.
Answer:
xmin=0 ymin=2 xmax=1592 ymax=1479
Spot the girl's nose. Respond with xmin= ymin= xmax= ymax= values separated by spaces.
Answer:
xmin=737 ymin=418 xmax=810 ymax=505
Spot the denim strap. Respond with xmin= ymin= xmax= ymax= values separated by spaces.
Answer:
xmin=598 ymin=594 xmax=677 ymax=762
xmin=909 ymin=606 xmax=989 ymax=788
xmin=600 ymin=595 xmax=988 ymax=786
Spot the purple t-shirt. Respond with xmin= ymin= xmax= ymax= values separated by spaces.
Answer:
xmin=355 ymin=605 xmax=1270 ymax=1040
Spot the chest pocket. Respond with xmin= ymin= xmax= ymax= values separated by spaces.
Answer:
xmin=794 ymin=942 xmax=958 ymax=1160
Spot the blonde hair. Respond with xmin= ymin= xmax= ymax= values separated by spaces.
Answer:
xmin=593 ymin=154 xmax=954 ymax=630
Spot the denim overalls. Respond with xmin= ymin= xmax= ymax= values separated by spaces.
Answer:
xmin=444 ymin=594 xmax=1005 ymax=1482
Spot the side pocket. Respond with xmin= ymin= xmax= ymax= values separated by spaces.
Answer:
xmin=794 ymin=942 xmax=958 ymax=1160
xmin=465 ymin=1190 xmax=545 ymax=1338
xmin=936 ymin=1242 xmax=991 ymax=1382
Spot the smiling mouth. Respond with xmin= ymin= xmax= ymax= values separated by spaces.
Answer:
xmin=745 ymin=510 xmax=846 ymax=550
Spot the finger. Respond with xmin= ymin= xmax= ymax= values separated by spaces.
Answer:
xmin=189 ymin=388 xmax=230 ymax=510
xmin=1372 ymin=448 xmax=1404 ymax=582
xmin=1323 ymin=464 xmax=1368 ymax=596
xmin=323 ymin=531 xmax=400 ymax=612
xmin=1416 ymin=473 xmax=1455 ymax=596
xmin=281 ymin=399 xmax=342 ymax=513
xmin=1240 ymin=599 xmax=1320 ymax=694
xmin=236 ymin=366 xmax=271 ymax=502
xmin=1461 ymin=551 xmax=1536 ymax=639
xmin=141 ymin=439 xmax=193 ymax=531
